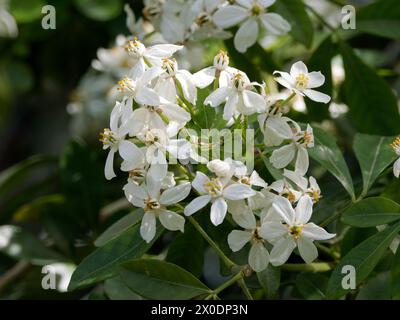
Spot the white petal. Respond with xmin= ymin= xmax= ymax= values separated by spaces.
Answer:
xmin=129 ymin=58 xmax=146 ymax=79
xmin=213 ymin=5 xmax=249 ymax=29
xmin=223 ymin=184 xmax=256 ymax=200
xmin=259 ymin=221 xmax=287 ymax=242
xmin=302 ymin=223 xmax=335 ymax=240
xmin=260 ymin=13 xmax=291 ymax=35
xmin=307 ymin=71 xmax=325 ymax=88
xmin=232 ymin=210 xmax=257 ymax=230
xmin=270 ymin=144 xmax=296 ymax=169
xmin=204 ymin=87 xmax=231 ymax=107
xmin=135 ymin=87 xmax=160 ymax=106
xmin=242 ymin=89 xmax=265 ymax=111
xmin=394 ymin=157 xmax=400 ymax=178
xmin=227 ymin=230 xmax=252 ymax=252
xmin=105 ymin=149 xmax=116 ymax=180
xmin=270 ymin=237 xmax=296 ymax=266
xmin=249 ymin=171 xmax=268 ymax=188
xmin=210 ymin=197 xmax=227 ymax=226
xmin=146 ymin=44 xmax=183 ymax=60
xmin=223 ymin=92 xmax=239 ymax=120
xmin=298 ymin=237 xmax=318 ymax=264
xmin=273 ymin=71 xmax=295 ymax=90
xmin=266 ymin=116 xmax=293 ymax=139
xmin=148 ymin=150 xmax=168 ymax=181
xmin=192 ymin=171 xmax=210 ymax=194
xmin=259 ymin=0 xmax=276 ymax=7
xmin=303 ymin=89 xmax=331 ymax=103
xmin=295 ymin=146 xmax=309 ymax=176
xmin=123 ymin=181 xmax=146 ymax=207
xmin=119 ymin=140 xmax=144 ymax=171
xmin=283 ymin=169 xmax=308 ymax=191
xmin=234 ymin=17 xmax=259 ymax=53
xmin=193 ymin=67 xmax=216 ymax=88
xmin=162 ymin=102 xmax=191 ymax=124
xmin=272 ymin=196 xmax=295 ymax=225
xmin=160 ymin=183 xmax=191 ymax=206
xmin=159 ymin=209 xmax=185 ymax=232
xmin=235 ymin=0 xmax=252 ymax=8
xmin=146 ymin=173 xmax=162 ymax=200
xmin=176 ymin=70 xmax=197 ymax=104
xmin=294 ymin=196 xmax=313 ymax=224
xmin=249 ymin=242 xmax=269 ymax=272
xmin=184 ymin=195 xmax=212 ymax=216
xmin=290 ymin=61 xmax=308 ymax=78
xmin=140 ymin=212 xmax=157 ymax=243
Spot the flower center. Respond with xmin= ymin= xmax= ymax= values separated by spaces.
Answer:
xmin=124 ymin=39 xmax=146 ymax=57
xmin=251 ymin=227 xmax=264 ymax=243
xmin=289 ymin=225 xmax=304 ymax=240
xmin=295 ymin=73 xmax=309 ymax=90
xmin=308 ymin=189 xmax=321 ymax=203
xmin=117 ymin=77 xmax=135 ymax=95
xmin=195 ymin=13 xmax=210 ymax=26
xmin=213 ymin=50 xmax=229 ymax=70
xmin=251 ymin=4 xmax=264 ymax=16
xmin=391 ymin=137 xmax=400 ymax=155
xmin=129 ymin=169 xmax=146 ymax=183
xmin=239 ymin=176 xmax=251 ymax=185
xmin=203 ymin=178 xmax=223 ymax=197
xmin=162 ymin=58 xmax=177 ymax=77
xmin=99 ymin=128 xmax=116 ymax=147
xmin=233 ymin=73 xmax=245 ymax=90
xmin=144 ymin=197 xmax=160 ymax=212
xmin=146 ymin=105 xmax=163 ymax=114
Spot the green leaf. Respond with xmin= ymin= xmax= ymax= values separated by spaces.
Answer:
xmin=68 ymin=224 xmax=164 ymax=291
xmin=356 ymin=272 xmax=391 ymax=300
xmin=94 ymin=209 xmax=143 ymax=247
xmin=353 ymin=134 xmax=398 ymax=194
xmin=257 ymin=264 xmax=281 ymax=299
xmin=0 ymin=225 xmax=63 ymax=265
xmin=166 ymin=223 xmax=205 ymax=277
xmin=9 ymin=0 xmax=45 ymax=23
xmin=327 ymin=221 xmax=400 ymax=299
xmin=391 ymin=242 xmax=400 ymax=299
xmin=104 ymin=276 xmax=142 ymax=300
xmin=308 ymin=126 xmax=355 ymax=199
xmin=261 ymin=154 xmax=284 ymax=181
xmin=357 ymin=0 xmax=400 ymax=39
xmin=342 ymin=197 xmax=400 ymax=228
xmin=339 ymin=42 xmax=400 ymax=135
xmin=306 ymin=36 xmax=335 ymax=121
xmin=273 ymin=0 xmax=314 ymax=48
xmin=74 ymin=0 xmax=123 ymax=21
xmin=118 ymin=259 xmax=211 ymax=300
xmin=296 ymin=273 xmax=328 ymax=300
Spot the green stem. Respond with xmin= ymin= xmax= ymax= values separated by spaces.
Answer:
xmin=237 ymin=278 xmax=253 ymax=300
xmin=213 ymin=272 xmax=243 ymax=295
xmin=316 ymin=243 xmax=340 ymax=261
xmin=276 ymin=92 xmax=296 ymax=108
xmin=281 ymin=262 xmax=333 ymax=272
xmin=188 ymin=216 xmax=236 ymax=270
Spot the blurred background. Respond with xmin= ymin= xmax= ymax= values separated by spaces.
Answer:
xmin=0 ymin=0 xmax=399 ymax=299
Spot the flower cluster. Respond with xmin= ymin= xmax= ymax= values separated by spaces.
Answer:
xmin=142 ymin=0 xmax=291 ymax=52
xmin=100 ymin=33 xmax=335 ymax=272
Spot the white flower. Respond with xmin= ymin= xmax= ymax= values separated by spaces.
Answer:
xmin=283 ymin=169 xmax=321 ymax=203
xmin=227 ymin=158 xmax=268 ymax=189
xmin=124 ymin=38 xmax=182 ymax=79
xmin=0 ymin=7 xmax=18 ymax=38
xmin=193 ymin=50 xmax=238 ymax=88
xmin=270 ymin=123 xmax=314 ymax=175
xmin=154 ymin=58 xmax=197 ymax=105
xmin=207 ymin=159 xmax=234 ymax=178
xmin=260 ymin=196 xmax=335 ymax=266
xmin=258 ymin=115 xmax=293 ymax=147
xmin=205 ymin=71 xmax=266 ymax=120
xmin=213 ymin=0 xmax=290 ymax=52
xmin=227 ymin=204 xmax=270 ymax=272
xmin=273 ymin=61 xmax=331 ymax=104
xmin=184 ymin=171 xmax=256 ymax=226
xmin=117 ymin=66 xmax=163 ymax=107
xmin=123 ymin=171 xmax=191 ymax=242
xmin=391 ymin=137 xmax=400 ymax=178
xmin=100 ymin=101 xmax=144 ymax=180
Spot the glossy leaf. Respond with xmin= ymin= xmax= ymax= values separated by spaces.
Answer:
xmin=308 ymin=126 xmax=355 ymax=199
xmin=104 ymin=276 xmax=142 ymax=300
xmin=273 ymin=0 xmax=314 ymax=48
xmin=74 ymin=0 xmax=123 ymax=21
xmin=257 ymin=264 xmax=281 ymax=299
xmin=94 ymin=209 xmax=143 ymax=247
xmin=296 ymin=273 xmax=328 ymax=300
xmin=166 ymin=223 xmax=205 ymax=277
xmin=119 ymin=259 xmax=210 ymax=300
xmin=340 ymin=42 xmax=400 ymax=135
xmin=342 ymin=197 xmax=400 ymax=228
xmin=68 ymin=224 xmax=164 ymax=291
xmin=353 ymin=133 xmax=397 ymax=194
xmin=327 ymin=221 xmax=400 ymax=299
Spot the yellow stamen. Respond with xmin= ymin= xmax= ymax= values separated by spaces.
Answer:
xmin=295 ymin=73 xmax=309 ymax=90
